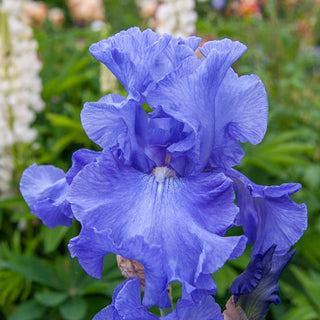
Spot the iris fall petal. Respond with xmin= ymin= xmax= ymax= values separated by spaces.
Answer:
xmin=67 ymin=151 xmax=246 ymax=307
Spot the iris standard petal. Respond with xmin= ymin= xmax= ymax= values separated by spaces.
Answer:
xmin=147 ymin=40 xmax=248 ymax=175
xmin=209 ymin=68 xmax=268 ymax=169
xmin=93 ymin=278 xmax=224 ymax=320
xmin=81 ymin=95 xmax=154 ymax=172
xmin=67 ymin=151 xmax=247 ymax=307
xmin=20 ymin=164 xmax=72 ymax=227
xmin=230 ymin=246 xmax=295 ymax=320
xmin=227 ymin=169 xmax=307 ymax=255
xmin=198 ymin=38 xmax=247 ymax=59
xmin=89 ymin=27 xmax=201 ymax=101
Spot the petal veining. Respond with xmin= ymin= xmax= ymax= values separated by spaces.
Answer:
xmin=67 ymin=151 xmax=246 ymax=307
xmin=209 ymin=68 xmax=268 ymax=169
xmin=20 ymin=164 xmax=72 ymax=227
xmin=147 ymin=40 xmax=248 ymax=175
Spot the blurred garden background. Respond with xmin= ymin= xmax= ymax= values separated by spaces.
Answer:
xmin=0 ymin=0 xmax=320 ymax=319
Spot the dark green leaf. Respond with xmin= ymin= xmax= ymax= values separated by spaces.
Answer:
xmin=8 ymin=299 xmax=47 ymax=320
xmin=59 ymin=296 xmax=87 ymax=320
xmin=0 ymin=254 xmax=63 ymax=289
xmin=41 ymin=226 xmax=69 ymax=254
xmin=35 ymin=290 xmax=68 ymax=307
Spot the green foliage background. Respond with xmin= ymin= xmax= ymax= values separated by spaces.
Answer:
xmin=0 ymin=0 xmax=319 ymax=319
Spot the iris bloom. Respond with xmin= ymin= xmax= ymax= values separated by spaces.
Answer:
xmin=20 ymin=27 xmax=307 ymax=309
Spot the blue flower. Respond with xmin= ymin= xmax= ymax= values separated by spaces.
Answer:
xmin=93 ymin=277 xmax=223 ymax=320
xmin=68 ymin=28 xmax=265 ymax=307
xmin=229 ymin=245 xmax=295 ymax=320
xmin=19 ymin=27 xmax=307 ymax=310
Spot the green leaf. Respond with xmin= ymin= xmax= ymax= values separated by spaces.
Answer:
xmin=8 ymin=299 xmax=47 ymax=320
xmin=214 ymin=263 xmax=238 ymax=297
xmin=0 ymin=196 xmax=28 ymax=209
xmin=35 ymin=290 xmax=68 ymax=307
xmin=0 ymin=270 xmax=26 ymax=304
xmin=290 ymin=266 xmax=320 ymax=312
xmin=46 ymin=113 xmax=82 ymax=130
xmin=41 ymin=226 xmax=69 ymax=254
xmin=49 ymin=131 xmax=89 ymax=155
xmin=59 ymin=296 xmax=87 ymax=320
xmin=0 ymin=253 xmax=63 ymax=289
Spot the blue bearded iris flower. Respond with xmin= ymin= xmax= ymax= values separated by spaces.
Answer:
xmin=19 ymin=27 xmax=307 ymax=310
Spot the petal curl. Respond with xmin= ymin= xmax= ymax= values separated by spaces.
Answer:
xmin=20 ymin=164 xmax=72 ymax=227
xmin=230 ymin=246 xmax=295 ymax=320
xmin=69 ymin=229 xmax=170 ymax=308
xmin=147 ymin=40 xmax=247 ymax=175
xmin=89 ymin=27 xmax=201 ymax=101
xmin=199 ymin=38 xmax=247 ymax=59
xmin=81 ymin=95 xmax=154 ymax=172
xmin=66 ymin=148 xmax=102 ymax=184
xmin=227 ymin=169 xmax=307 ymax=255
xmin=208 ymin=69 xmax=268 ymax=169
xmin=67 ymin=151 xmax=246 ymax=307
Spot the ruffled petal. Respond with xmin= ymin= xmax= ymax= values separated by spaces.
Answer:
xmin=199 ymin=38 xmax=247 ymax=59
xmin=147 ymin=40 xmax=248 ymax=175
xmin=81 ymin=95 xmax=154 ymax=172
xmin=93 ymin=278 xmax=223 ymax=320
xmin=227 ymin=169 xmax=307 ymax=255
xmin=20 ymin=164 xmax=72 ymax=227
xmin=230 ymin=246 xmax=295 ymax=320
xmin=208 ymin=69 xmax=268 ymax=169
xmin=89 ymin=27 xmax=201 ymax=101
xmin=67 ymin=151 xmax=246 ymax=307
xmin=66 ymin=148 xmax=102 ymax=184
xmin=69 ymin=228 xmax=170 ymax=308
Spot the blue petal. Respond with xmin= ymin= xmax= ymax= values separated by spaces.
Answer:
xmin=81 ymin=95 xmax=154 ymax=172
xmin=227 ymin=169 xmax=307 ymax=255
xmin=89 ymin=27 xmax=201 ymax=101
xmin=93 ymin=278 xmax=223 ymax=320
xmin=145 ymin=107 xmax=191 ymax=167
xmin=66 ymin=148 xmax=101 ymax=184
xmin=20 ymin=164 xmax=72 ymax=227
xmin=166 ymin=295 xmax=223 ymax=320
xmin=92 ymin=306 xmax=114 ymax=320
xmin=230 ymin=246 xmax=295 ymax=319
xmin=147 ymin=40 xmax=248 ymax=175
xmin=67 ymin=151 xmax=246 ymax=307
xmin=208 ymin=69 xmax=268 ymax=169
xmin=69 ymin=228 xmax=170 ymax=308
xmin=199 ymin=38 xmax=247 ymax=59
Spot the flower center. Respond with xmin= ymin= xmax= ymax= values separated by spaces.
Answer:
xmin=152 ymin=166 xmax=176 ymax=183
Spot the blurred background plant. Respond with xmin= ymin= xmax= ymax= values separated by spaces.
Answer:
xmin=0 ymin=0 xmax=319 ymax=319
